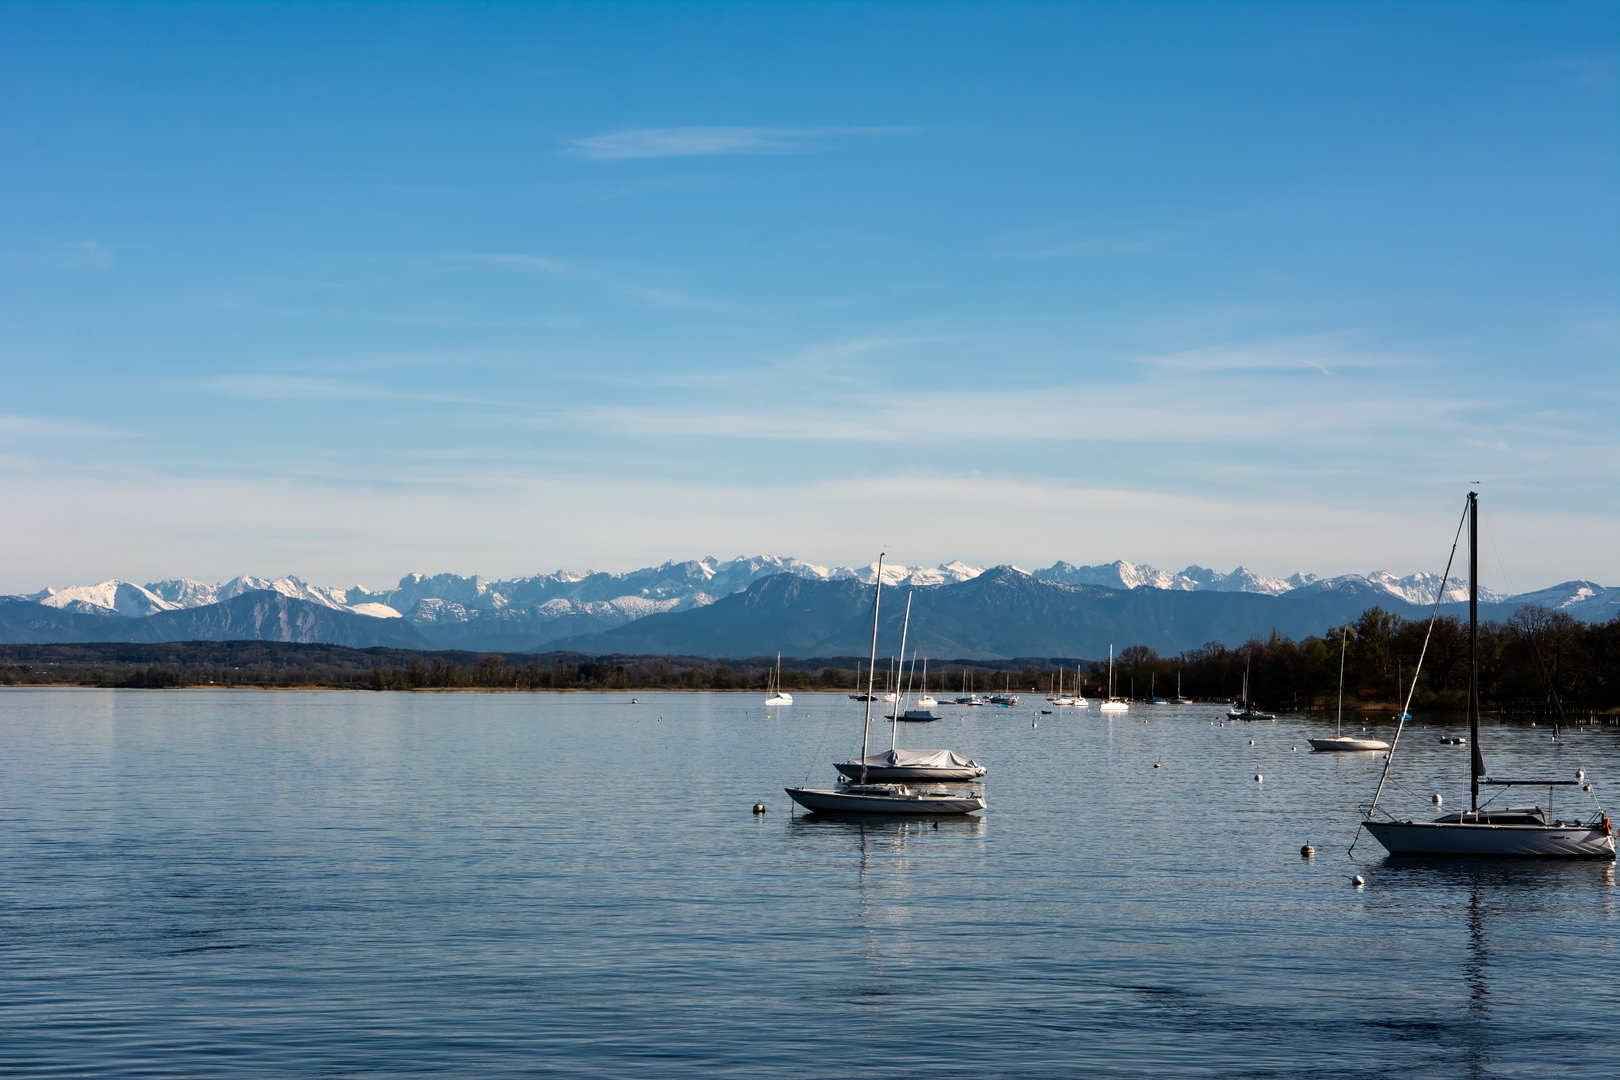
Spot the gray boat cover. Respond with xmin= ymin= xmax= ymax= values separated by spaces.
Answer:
xmin=846 ymin=748 xmax=981 ymax=769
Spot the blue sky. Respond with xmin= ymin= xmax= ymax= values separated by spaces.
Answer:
xmin=2 ymin=2 xmax=1615 ymax=593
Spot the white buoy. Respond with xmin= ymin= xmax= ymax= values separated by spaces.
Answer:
xmin=1249 ymin=739 xmax=1254 ymax=746
xmin=753 ymin=803 xmax=765 ymax=814
xmin=1255 ymin=773 xmax=1263 ymax=782
xmin=1301 ymin=844 xmax=1315 ymax=857
xmin=1291 ymin=745 xmax=1297 ymax=751
xmin=1352 ymin=875 xmax=1365 ymax=887
xmin=1432 ymin=794 xmax=1443 ymax=806
xmin=1154 ymin=761 xmax=1162 ymax=769
xmin=1578 ymin=769 xmax=1586 ymax=780
xmin=1032 ymin=719 xmax=1037 ymax=728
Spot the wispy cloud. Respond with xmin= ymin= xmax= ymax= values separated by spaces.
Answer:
xmin=199 ymin=375 xmax=496 ymax=406
xmin=565 ymin=125 xmax=913 ymax=160
xmin=1524 ymin=52 xmax=1618 ymax=88
xmin=444 ymin=252 xmax=731 ymax=311
xmin=1133 ymin=335 xmax=1403 ymax=377
xmin=2 ymin=242 xmax=115 ymax=269
xmin=0 ymin=415 xmax=142 ymax=439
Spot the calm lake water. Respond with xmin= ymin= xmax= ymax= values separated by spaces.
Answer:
xmin=1 ymin=688 xmax=1615 ymax=1078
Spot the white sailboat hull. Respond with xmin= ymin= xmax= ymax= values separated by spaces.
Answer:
xmin=1099 ymin=702 xmax=1128 ymax=712
xmin=785 ymin=787 xmax=986 ymax=815
xmin=1309 ymin=736 xmax=1389 ymax=751
xmin=765 ymin=693 xmax=792 ymax=705
xmin=1363 ymin=820 xmax=1615 ymax=858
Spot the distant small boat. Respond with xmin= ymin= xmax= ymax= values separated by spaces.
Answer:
xmin=1170 ymin=672 xmax=1193 ymax=705
xmin=1310 ymin=629 xmax=1389 ymax=751
xmin=1227 ymin=656 xmax=1272 ymax=719
xmin=1099 ymin=645 xmax=1129 ymax=712
xmin=765 ymin=652 xmax=793 ymax=706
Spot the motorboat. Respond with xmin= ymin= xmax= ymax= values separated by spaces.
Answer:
xmin=1359 ymin=492 xmax=1614 ymax=859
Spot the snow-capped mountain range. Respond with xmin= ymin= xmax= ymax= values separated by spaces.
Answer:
xmin=19 ymin=557 xmax=1616 ymax=651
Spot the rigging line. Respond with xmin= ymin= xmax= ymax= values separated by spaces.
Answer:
xmin=1367 ymin=497 xmax=1471 ymax=818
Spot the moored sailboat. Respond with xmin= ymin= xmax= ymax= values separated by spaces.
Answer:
xmin=1099 ymin=646 xmax=1128 ymax=712
xmin=765 ymin=652 xmax=792 ymax=706
xmin=1359 ymin=493 xmax=1613 ymax=858
xmin=800 ymin=562 xmax=986 ymax=807
xmin=1310 ymin=627 xmax=1388 ymax=751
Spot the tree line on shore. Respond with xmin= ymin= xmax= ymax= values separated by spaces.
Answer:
xmin=1 ymin=605 xmax=1614 ymax=709
xmin=1093 ymin=605 xmax=1619 ymax=712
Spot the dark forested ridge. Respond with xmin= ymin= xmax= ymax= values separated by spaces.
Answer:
xmin=2 ymin=602 xmax=1615 ymax=710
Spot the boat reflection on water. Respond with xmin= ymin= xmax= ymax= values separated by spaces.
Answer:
xmin=1358 ymin=857 xmax=1614 ymax=1076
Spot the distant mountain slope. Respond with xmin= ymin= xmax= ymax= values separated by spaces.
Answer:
xmin=548 ymin=568 xmax=1447 ymax=660
xmin=0 ymin=600 xmax=129 ymax=643
xmin=0 ymin=592 xmax=432 ymax=649
xmin=105 ymin=591 xmax=433 ymax=648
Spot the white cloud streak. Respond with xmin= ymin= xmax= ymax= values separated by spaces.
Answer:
xmin=566 ymin=125 xmax=913 ymax=160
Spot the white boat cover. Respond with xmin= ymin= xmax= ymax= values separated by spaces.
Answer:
xmin=847 ymin=748 xmax=980 ymax=770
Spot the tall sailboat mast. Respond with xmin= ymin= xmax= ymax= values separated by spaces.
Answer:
xmin=860 ymin=555 xmax=884 ymax=783
xmin=1469 ymin=491 xmax=1483 ymax=812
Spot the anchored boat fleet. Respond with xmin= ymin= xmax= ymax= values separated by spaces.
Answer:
xmin=780 ymin=503 xmax=1614 ymax=858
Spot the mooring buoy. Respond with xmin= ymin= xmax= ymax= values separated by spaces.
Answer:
xmin=1301 ymin=844 xmax=1315 ymax=857
xmin=1352 ymin=875 xmax=1365 ymax=887
xmin=1255 ymin=773 xmax=1263 ymax=782
xmin=753 ymin=803 xmax=765 ymax=814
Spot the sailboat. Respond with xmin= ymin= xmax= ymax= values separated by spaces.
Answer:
xmin=765 ymin=652 xmax=793 ymax=706
xmin=1227 ymin=654 xmax=1275 ymax=720
xmin=790 ymin=556 xmax=987 ymax=813
xmin=1050 ymin=665 xmax=1081 ymax=707
xmin=882 ymin=589 xmax=942 ymax=722
xmin=1099 ymin=646 xmax=1128 ymax=712
xmin=1360 ymin=492 xmax=1613 ymax=858
xmin=848 ymin=662 xmax=877 ymax=701
xmin=955 ymin=669 xmax=985 ymax=706
xmin=1171 ymin=671 xmax=1193 ymax=706
xmin=1310 ymin=627 xmax=1388 ymax=751
xmin=915 ymin=658 xmax=938 ymax=709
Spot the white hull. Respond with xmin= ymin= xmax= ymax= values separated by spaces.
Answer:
xmin=786 ymin=787 xmax=985 ymax=815
xmin=1363 ymin=820 xmax=1615 ymax=858
xmin=1309 ymin=737 xmax=1389 ymax=751
xmin=765 ymin=693 xmax=792 ymax=705
xmin=1099 ymin=702 xmax=1128 ymax=712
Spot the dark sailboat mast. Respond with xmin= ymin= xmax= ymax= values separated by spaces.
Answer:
xmin=1468 ymin=491 xmax=1486 ymax=811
